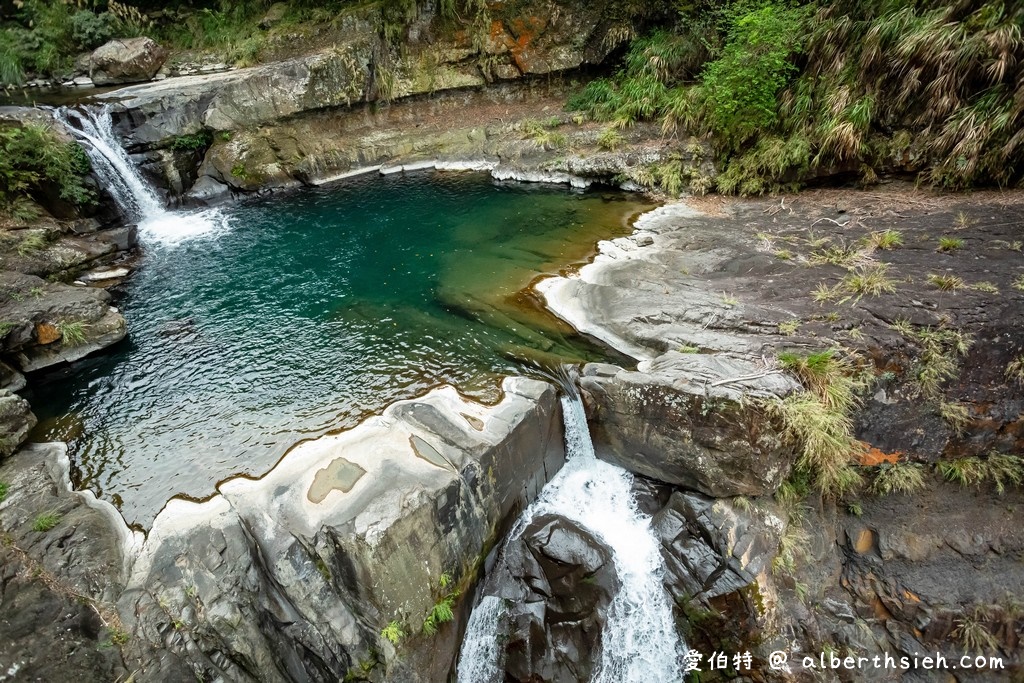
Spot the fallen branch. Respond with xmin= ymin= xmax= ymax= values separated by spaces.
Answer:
xmin=709 ymin=369 xmax=783 ymax=387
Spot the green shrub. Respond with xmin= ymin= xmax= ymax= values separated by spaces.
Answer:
xmin=70 ymin=10 xmax=118 ymax=50
xmin=168 ymin=131 xmax=214 ymax=152
xmin=0 ymin=124 xmax=94 ymax=211
xmin=697 ymin=3 xmax=808 ymax=153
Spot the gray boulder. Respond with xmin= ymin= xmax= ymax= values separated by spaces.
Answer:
xmin=0 ymin=389 xmax=34 ymax=457
xmin=652 ymin=491 xmax=780 ymax=605
xmin=474 ymin=514 xmax=620 ymax=683
xmin=580 ymin=354 xmax=800 ymax=497
xmin=90 ymin=37 xmax=167 ymax=85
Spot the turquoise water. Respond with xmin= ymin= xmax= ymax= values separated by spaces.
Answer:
xmin=31 ymin=172 xmax=650 ymax=526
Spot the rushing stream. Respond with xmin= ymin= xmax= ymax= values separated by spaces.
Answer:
xmin=457 ymin=389 xmax=686 ymax=681
xmin=34 ymin=106 xmax=652 ymax=526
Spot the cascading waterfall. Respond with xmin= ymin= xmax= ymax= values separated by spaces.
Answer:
xmin=55 ymin=105 xmax=227 ymax=245
xmin=457 ymin=387 xmax=686 ymax=682
xmin=456 ymin=596 xmax=506 ymax=683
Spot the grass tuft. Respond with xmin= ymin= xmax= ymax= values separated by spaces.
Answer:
xmin=866 ymin=229 xmax=903 ymax=250
xmin=1006 ymin=355 xmax=1024 ymax=386
xmin=597 ymin=127 xmax=625 ymax=151
xmin=871 ymin=462 xmax=927 ymax=495
xmin=927 ymin=273 xmax=966 ymax=291
xmin=937 ymin=236 xmax=965 ymax=252
xmin=842 ymin=263 xmax=897 ymax=297
xmin=55 ymin=320 xmax=88 ymax=346
xmin=32 ymin=511 xmax=61 ymax=532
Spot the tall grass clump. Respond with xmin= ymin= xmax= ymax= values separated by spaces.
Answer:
xmin=774 ymin=348 xmax=865 ymax=498
xmin=566 ymin=0 xmax=1024 ymax=193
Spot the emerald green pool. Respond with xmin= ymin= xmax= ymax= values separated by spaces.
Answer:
xmin=31 ymin=172 xmax=650 ymax=526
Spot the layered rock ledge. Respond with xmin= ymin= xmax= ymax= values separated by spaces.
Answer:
xmin=1 ymin=377 xmax=565 ymax=682
xmin=536 ymin=189 xmax=1024 ymax=678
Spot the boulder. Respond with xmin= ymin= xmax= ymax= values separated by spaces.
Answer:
xmin=90 ymin=37 xmax=167 ymax=85
xmin=472 ymin=514 xmax=620 ymax=682
xmin=580 ymin=355 xmax=800 ymax=497
xmin=0 ymin=390 xmax=35 ymax=457
xmin=652 ymin=491 xmax=780 ymax=605
xmin=0 ymin=443 xmax=136 ymax=681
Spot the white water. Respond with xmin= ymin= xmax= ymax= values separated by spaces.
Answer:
xmin=55 ymin=105 xmax=228 ymax=246
xmin=456 ymin=596 xmax=506 ymax=682
xmin=457 ymin=391 xmax=685 ymax=682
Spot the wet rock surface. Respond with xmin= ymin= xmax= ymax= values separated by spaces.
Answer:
xmin=539 ymin=188 xmax=1024 ymax=679
xmin=473 ymin=514 xmax=620 ymax=682
xmin=0 ymin=443 xmax=133 ymax=682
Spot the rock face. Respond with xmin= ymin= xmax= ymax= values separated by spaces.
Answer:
xmin=90 ymin=37 xmax=168 ymax=85
xmin=0 ymin=272 xmax=127 ymax=373
xmin=471 ymin=514 xmax=620 ymax=682
xmin=652 ymin=492 xmax=779 ymax=605
xmin=110 ymin=378 xmax=564 ymax=682
xmin=0 ymin=390 xmax=34 ymax=456
xmin=0 ymin=443 xmax=136 ymax=682
xmin=580 ymin=356 xmax=800 ymax=497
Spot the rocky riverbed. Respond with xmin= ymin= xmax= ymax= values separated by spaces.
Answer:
xmin=1 ymin=9 xmax=1023 ymax=679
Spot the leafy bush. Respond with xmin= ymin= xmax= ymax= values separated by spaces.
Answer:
xmin=169 ymin=131 xmax=214 ymax=152
xmin=380 ymin=620 xmax=404 ymax=645
xmin=71 ymin=10 xmax=118 ymax=50
xmin=696 ymin=3 xmax=808 ymax=154
xmin=0 ymin=124 xmax=94 ymax=215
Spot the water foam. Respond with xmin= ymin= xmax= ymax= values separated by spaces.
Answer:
xmin=457 ymin=390 xmax=685 ymax=682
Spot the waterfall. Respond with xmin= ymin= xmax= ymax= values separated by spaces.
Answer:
xmin=55 ymin=105 xmax=228 ymax=246
xmin=457 ymin=387 xmax=686 ymax=682
xmin=456 ymin=596 xmax=506 ymax=682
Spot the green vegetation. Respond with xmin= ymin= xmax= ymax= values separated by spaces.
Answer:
xmin=927 ymin=273 xmax=966 ymax=292
xmin=953 ymin=607 xmax=1000 ymax=654
xmin=169 ymin=131 xmax=214 ymax=152
xmin=937 ymin=236 xmax=965 ymax=252
xmin=1 ymin=124 xmax=93 ymax=217
xmin=778 ymin=320 xmax=799 ymax=336
xmin=866 ymin=229 xmax=902 ymax=250
xmin=109 ymin=627 xmax=130 ymax=645
xmin=775 ymin=349 xmax=864 ymax=498
xmin=16 ymin=231 xmax=48 ymax=256
xmin=422 ymin=594 xmax=455 ymax=635
xmin=938 ymin=401 xmax=971 ymax=434
xmin=597 ymin=127 xmax=625 ymax=151
xmin=893 ymin=326 xmax=974 ymax=400
xmin=870 ymin=462 xmax=927 ymax=495
xmin=841 ymin=263 xmax=896 ymax=297
xmin=0 ymin=481 xmax=8 ymax=502
xmin=1013 ymin=275 xmax=1024 ymax=292
xmin=380 ymin=620 xmax=404 ymax=645
xmin=32 ymin=511 xmax=61 ymax=532
xmin=1007 ymin=355 xmax=1024 ymax=386
xmin=56 ymin=320 xmax=88 ymax=346
xmin=568 ymin=1 xmax=1024 ymax=194
xmin=938 ymin=453 xmax=1023 ymax=494
xmin=772 ymin=474 xmax=812 ymax=574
